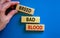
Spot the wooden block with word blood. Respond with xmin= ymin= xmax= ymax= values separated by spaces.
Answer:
xmin=16 ymin=4 xmax=35 ymax=15
xmin=21 ymin=16 xmax=40 ymax=23
xmin=26 ymin=24 xmax=45 ymax=31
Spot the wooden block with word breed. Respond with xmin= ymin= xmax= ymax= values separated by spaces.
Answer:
xmin=16 ymin=4 xmax=35 ymax=15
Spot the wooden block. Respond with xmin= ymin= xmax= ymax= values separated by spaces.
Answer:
xmin=26 ymin=24 xmax=45 ymax=31
xmin=21 ymin=16 xmax=40 ymax=23
xmin=16 ymin=4 xmax=35 ymax=15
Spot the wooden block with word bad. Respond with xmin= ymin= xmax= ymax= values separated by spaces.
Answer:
xmin=26 ymin=24 xmax=45 ymax=31
xmin=16 ymin=4 xmax=35 ymax=15
xmin=21 ymin=16 xmax=40 ymax=23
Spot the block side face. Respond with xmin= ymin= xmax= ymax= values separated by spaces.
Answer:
xmin=16 ymin=4 xmax=20 ymax=11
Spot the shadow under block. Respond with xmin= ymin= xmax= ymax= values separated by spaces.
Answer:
xmin=26 ymin=24 xmax=45 ymax=31
xmin=16 ymin=4 xmax=35 ymax=15
xmin=21 ymin=16 xmax=40 ymax=23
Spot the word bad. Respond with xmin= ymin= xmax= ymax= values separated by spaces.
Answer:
xmin=26 ymin=17 xmax=35 ymax=22
xmin=16 ymin=4 xmax=35 ymax=15
xmin=21 ymin=16 xmax=40 ymax=23
xmin=26 ymin=24 xmax=45 ymax=31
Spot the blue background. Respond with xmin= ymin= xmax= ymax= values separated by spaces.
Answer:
xmin=0 ymin=0 xmax=60 ymax=38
